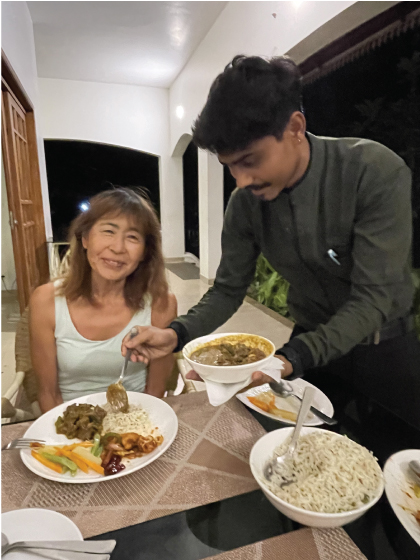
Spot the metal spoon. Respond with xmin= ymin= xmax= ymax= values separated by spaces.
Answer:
xmin=263 ymin=386 xmax=316 ymax=484
xmin=269 ymin=380 xmax=337 ymax=425
xmin=409 ymin=460 xmax=420 ymax=483
xmin=107 ymin=327 xmax=138 ymax=413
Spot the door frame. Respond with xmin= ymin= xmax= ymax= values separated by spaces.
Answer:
xmin=1 ymin=49 xmax=49 ymax=312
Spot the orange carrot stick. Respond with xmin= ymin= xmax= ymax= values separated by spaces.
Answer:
xmin=247 ymin=396 xmax=270 ymax=412
xmin=31 ymin=450 xmax=63 ymax=474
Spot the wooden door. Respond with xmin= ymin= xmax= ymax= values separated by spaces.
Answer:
xmin=1 ymin=89 xmax=49 ymax=311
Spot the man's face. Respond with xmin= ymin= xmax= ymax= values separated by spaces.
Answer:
xmin=218 ymin=130 xmax=307 ymax=202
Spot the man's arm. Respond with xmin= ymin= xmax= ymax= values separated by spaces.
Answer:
xmin=171 ymin=190 xmax=261 ymax=347
xmin=282 ymin=164 xmax=414 ymax=374
xmin=122 ymin=190 xmax=260 ymax=362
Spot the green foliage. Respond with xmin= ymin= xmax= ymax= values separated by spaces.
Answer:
xmin=247 ymin=254 xmax=290 ymax=318
xmin=412 ymin=269 xmax=420 ymax=341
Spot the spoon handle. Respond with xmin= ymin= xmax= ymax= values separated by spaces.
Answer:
xmin=292 ymin=395 xmax=338 ymax=425
xmin=119 ymin=327 xmax=138 ymax=382
xmin=289 ymin=386 xmax=316 ymax=453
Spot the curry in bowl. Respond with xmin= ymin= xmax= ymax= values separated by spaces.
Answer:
xmin=188 ymin=334 xmax=272 ymax=366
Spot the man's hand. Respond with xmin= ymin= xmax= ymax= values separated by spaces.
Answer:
xmin=121 ymin=327 xmax=178 ymax=364
xmin=186 ymin=355 xmax=294 ymax=388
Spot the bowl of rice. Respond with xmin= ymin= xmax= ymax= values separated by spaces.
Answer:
xmin=250 ymin=427 xmax=384 ymax=527
xmin=183 ymin=332 xmax=275 ymax=384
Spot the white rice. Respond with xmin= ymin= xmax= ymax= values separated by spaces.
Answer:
xmin=102 ymin=404 xmax=159 ymax=437
xmin=264 ymin=432 xmax=383 ymax=513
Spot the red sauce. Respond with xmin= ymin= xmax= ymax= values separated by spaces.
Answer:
xmin=104 ymin=455 xmax=126 ymax=476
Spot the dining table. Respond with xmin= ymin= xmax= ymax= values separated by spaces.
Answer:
xmin=2 ymin=371 xmax=420 ymax=560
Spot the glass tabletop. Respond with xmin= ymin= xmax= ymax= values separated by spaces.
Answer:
xmin=88 ymin=371 xmax=420 ymax=560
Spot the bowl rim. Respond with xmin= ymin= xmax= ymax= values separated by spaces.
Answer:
xmin=249 ymin=426 xmax=385 ymax=518
xmin=182 ymin=332 xmax=275 ymax=370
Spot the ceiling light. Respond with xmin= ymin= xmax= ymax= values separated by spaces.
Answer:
xmin=176 ymin=106 xmax=184 ymax=119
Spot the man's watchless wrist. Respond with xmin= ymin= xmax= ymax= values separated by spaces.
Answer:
xmin=167 ymin=321 xmax=188 ymax=353
xmin=275 ymin=346 xmax=304 ymax=381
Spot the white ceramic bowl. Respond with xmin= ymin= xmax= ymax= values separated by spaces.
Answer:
xmin=183 ymin=332 xmax=275 ymax=384
xmin=249 ymin=427 xmax=384 ymax=528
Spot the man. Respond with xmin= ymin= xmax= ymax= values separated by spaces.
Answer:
xmin=123 ymin=55 xmax=420 ymax=428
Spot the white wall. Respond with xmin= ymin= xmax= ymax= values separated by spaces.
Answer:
xmin=1 ymin=156 xmax=16 ymax=291
xmin=169 ymin=1 xmax=354 ymax=153
xmin=38 ymin=78 xmax=184 ymax=258
xmin=38 ymin=79 xmax=169 ymax=157
xmin=1 ymin=1 xmax=52 ymax=240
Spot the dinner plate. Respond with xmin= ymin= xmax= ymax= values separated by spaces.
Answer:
xmin=20 ymin=392 xmax=178 ymax=484
xmin=383 ymin=449 xmax=420 ymax=545
xmin=236 ymin=379 xmax=334 ymax=426
xmin=2 ymin=508 xmax=83 ymax=560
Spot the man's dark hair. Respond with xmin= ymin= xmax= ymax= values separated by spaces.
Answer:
xmin=192 ymin=55 xmax=302 ymax=154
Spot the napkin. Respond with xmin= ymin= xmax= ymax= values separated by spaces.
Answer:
xmin=204 ymin=356 xmax=283 ymax=406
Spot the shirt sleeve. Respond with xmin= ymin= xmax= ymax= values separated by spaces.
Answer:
xmin=283 ymin=164 xmax=414 ymax=368
xmin=172 ymin=190 xmax=261 ymax=344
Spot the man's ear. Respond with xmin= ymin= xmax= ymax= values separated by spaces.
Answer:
xmin=286 ymin=111 xmax=306 ymax=141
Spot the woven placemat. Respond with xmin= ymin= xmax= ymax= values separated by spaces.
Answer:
xmin=204 ymin=527 xmax=367 ymax=560
xmin=2 ymin=392 xmax=265 ymax=537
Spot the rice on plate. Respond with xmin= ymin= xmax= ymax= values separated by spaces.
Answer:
xmin=102 ymin=403 xmax=160 ymax=438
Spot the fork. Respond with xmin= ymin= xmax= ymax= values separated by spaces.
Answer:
xmin=2 ymin=438 xmax=46 ymax=451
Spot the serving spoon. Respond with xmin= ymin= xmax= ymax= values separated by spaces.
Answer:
xmin=269 ymin=380 xmax=337 ymax=425
xmin=263 ymin=386 xmax=316 ymax=484
xmin=106 ymin=327 xmax=138 ymax=413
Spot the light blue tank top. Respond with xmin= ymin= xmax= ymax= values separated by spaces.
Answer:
xmin=55 ymin=293 xmax=151 ymax=402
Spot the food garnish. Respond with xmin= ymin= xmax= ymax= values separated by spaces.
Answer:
xmin=399 ymin=481 xmax=420 ymax=526
xmin=247 ymin=391 xmax=298 ymax=421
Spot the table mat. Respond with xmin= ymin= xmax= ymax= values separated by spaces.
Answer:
xmin=2 ymin=392 xmax=265 ymax=537
xmin=204 ymin=527 xmax=367 ymax=560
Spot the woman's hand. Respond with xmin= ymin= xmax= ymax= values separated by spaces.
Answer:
xmin=121 ymin=326 xmax=178 ymax=364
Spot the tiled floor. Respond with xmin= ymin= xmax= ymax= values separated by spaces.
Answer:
xmin=166 ymin=268 xmax=293 ymax=349
xmin=0 ymin=270 xmax=293 ymax=400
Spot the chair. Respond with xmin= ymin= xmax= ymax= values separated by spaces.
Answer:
xmin=1 ymin=308 xmax=41 ymax=423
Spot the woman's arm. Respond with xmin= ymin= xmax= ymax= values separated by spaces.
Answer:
xmin=29 ymin=283 xmax=63 ymax=413
xmin=145 ymin=293 xmax=178 ymax=397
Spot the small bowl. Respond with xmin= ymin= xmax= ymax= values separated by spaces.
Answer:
xmin=183 ymin=332 xmax=275 ymax=384
xmin=249 ymin=427 xmax=384 ymax=528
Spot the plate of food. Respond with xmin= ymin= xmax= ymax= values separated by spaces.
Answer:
xmin=236 ymin=380 xmax=334 ymax=426
xmin=383 ymin=449 xmax=420 ymax=545
xmin=20 ymin=391 xmax=178 ymax=483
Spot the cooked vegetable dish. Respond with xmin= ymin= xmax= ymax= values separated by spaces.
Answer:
xmin=190 ymin=342 xmax=266 ymax=366
xmin=55 ymin=403 xmax=107 ymax=440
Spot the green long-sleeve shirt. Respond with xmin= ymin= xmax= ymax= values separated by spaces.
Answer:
xmin=172 ymin=133 xmax=414 ymax=370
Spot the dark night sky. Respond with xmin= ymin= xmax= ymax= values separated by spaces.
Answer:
xmin=45 ymin=140 xmax=159 ymax=241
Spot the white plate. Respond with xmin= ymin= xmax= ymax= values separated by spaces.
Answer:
xmin=20 ymin=392 xmax=178 ymax=484
xmin=383 ymin=449 xmax=420 ymax=545
xmin=2 ymin=508 xmax=83 ymax=560
xmin=236 ymin=379 xmax=334 ymax=426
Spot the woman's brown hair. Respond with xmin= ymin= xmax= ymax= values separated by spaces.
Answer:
xmin=57 ymin=187 xmax=169 ymax=310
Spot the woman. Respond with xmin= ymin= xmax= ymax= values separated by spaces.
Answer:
xmin=30 ymin=188 xmax=177 ymax=413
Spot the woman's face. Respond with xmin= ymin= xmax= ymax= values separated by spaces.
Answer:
xmin=82 ymin=213 xmax=146 ymax=282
